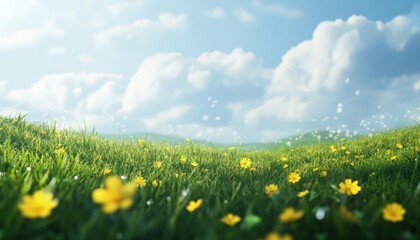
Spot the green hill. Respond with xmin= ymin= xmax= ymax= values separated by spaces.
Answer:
xmin=0 ymin=116 xmax=419 ymax=239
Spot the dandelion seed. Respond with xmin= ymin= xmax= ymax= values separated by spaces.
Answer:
xmin=18 ymin=190 xmax=58 ymax=219
xmin=220 ymin=213 xmax=241 ymax=226
xmin=338 ymin=179 xmax=361 ymax=196
xmin=315 ymin=208 xmax=326 ymax=220
xmin=166 ymin=196 xmax=171 ymax=201
xmin=182 ymin=189 xmax=190 ymax=197
xmin=74 ymin=176 xmax=78 ymax=180
xmin=279 ymin=208 xmax=304 ymax=223
xmin=146 ymin=199 xmax=153 ymax=206
xmin=121 ymin=175 xmax=127 ymax=180
xmin=26 ymin=167 xmax=31 ymax=171
xmin=288 ymin=172 xmax=301 ymax=184
xmin=355 ymin=90 xmax=360 ymax=96
xmin=382 ymin=203 xmax=406 ymax=223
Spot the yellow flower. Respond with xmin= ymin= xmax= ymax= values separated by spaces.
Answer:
xmin=240 ymin=158 xmax=252 ymax=169
xmin=134 ymin=176 xmax=147 ymax=188
xmin=338 ymin=179 xmax=361 ymax=196
xmin=191 ymin=161 xmax=199 ymax=167
xmin=265 ymin=184 xmax=279 ymax=197
xmin=264 ymin=232 xmax=293 ymax=240
xmin=92 ymin=176 xmax=136 ymax=214
xmin=297 ymin=190 xmax=309 ymax=198
xmin=180 ymin=155 xmax=187 ymax=163
xmin=390 ymin=155 xmax=397 ymax=161
xmin=382 ymin=203 xmax=406 ymax=223
xmin=153 ymin=161 xmax=162 ymax=168
xmin=152 ymin=180 xmax=159 ymax=188
xmin=340 ymin=146 xmax=347 ymax=150
xmin=283 ymin=164 xmax=288 ymax=169
xmin=288 ymin=172 xmax=300 ymax=184
xmin=102 ymin=167 xmax=112 ymax=175
xmin=396 ymin=143 xmax=403 ymax=149
xmin=385 ymin=149 xmax=391 ymax=155
xmin=186 ymin=199 xmax=203 ymax=212
xmin=138 ymin=139 xmax=145 ymax=146
xmin=339 ymin=205 xmax=357 ymax=223
xmin=220 ymin=213 xmax=241 ymax=226
xmin=312 ymin=167 xmax=319 ymax=172
xmin=18 ymin=190 xmax=58 ymax=219
xmin=279 ymin=207 xmax=304 ymax=223
xmin=329 ymin=146 xmax=337 ymax=153
xmin=320 ymin=171 xmax=327 ymax=177
xmin=228 ymin=146 xmax=236 ymax=151
xmin=345 ymin=151 xmax=351 ymax=155
xmin=54 ymin=147 xmax=65 ymax=155
xmin=280 ymin=156 xmax=288 ymax=161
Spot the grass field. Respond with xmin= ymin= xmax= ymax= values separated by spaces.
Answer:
xmin=0 ymin=116 xmax=419 ymax=240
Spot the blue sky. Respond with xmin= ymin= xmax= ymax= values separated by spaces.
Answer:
xmin=0 ymin=0 xmax=419 ymax=143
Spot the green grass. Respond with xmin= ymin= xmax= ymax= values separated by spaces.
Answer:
xmin=0 ymin=116 xmax=419 ymax=240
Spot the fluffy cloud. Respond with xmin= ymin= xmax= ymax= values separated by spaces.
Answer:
xmin=252 ymin=0 xmax=302 ymax=18
xmin=47 ymin=46 xmax=66 ymax=56
xmin=204 ymin=7 xmax=226 ymax=19
xmin=232 ymin=9 xmax=255 ymax=23
xmin=245 ymin=14 xmax=420 ymax=133
xmin=94 ymin=13 xmax=186 ymax=46
xmin=0 ymin=23 xmax=64 ymax=50
xmin=6 ymin=72 xmax=123 ymax=112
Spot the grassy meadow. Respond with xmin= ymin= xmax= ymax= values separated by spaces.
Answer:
xmin=0 ymin=116 xmax=419 ymax=240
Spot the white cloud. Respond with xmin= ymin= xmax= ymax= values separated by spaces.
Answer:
xmin=232 ymin=9 xmax=255 ymax=23
xmin=94 ymin=13 xmax=186 ymax=46
xmin=415 ymin=80 xmax=420 ymax=91
xmin=0 ymin=23 xmax=65 ymax=50
xmin=107 ymin=1 xmax=145 ymax=17
xmin=246 ymin=14 xmax=420 ymax=131
xmin=47 ymin=46 xmax=66 ymax=56
xmin=252 ymin=0 xmax=302 ymax=18
xmin=204 ymin=7 xmax=225 ymax=19
xmin=0 ymin=80 xmax=6 ymax=95
xmin=79 ymin=54 xmax=95 ymax=64
xmin=7 ymin=72 xmax=123 ymax=112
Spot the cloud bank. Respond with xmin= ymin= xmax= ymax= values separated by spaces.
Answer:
xmin=2 ymin=13 xmax=420 ymax=142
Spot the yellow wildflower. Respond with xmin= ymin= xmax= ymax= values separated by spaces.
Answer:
xmin=240 ymin=158 xmax=252 ymax=169
xmin=320 ymin=171 xmax=327 ymax=177
xmin=152 ymin=180 xmax=160 ymax=188
xmin=54 ymin=147 xmax=65 ymax=155
xmin=92 ymin=176 xmax=137 ymax=214
xmin=283 ymin=164 xmax=288 ymax=169
xmin=297 ymin=190 xmax=309 ymax=198
xmin=153 ymin=161 xmax=162 ymax=168
xmin=265 ymin=184 xmax=279 ymax=197
xmin=390 ymin=155 xmax=397 ymax=161
xmin=396 ymin=143 xmax=403 ymax=149
xmin=312 ymin=167 xmax=319 ymax=172
xmin=220 ymin=213 xmax=241 ymax=226
xmin=340 ymin=146 xmax=346 ymax=150
xmin=329 ymin=146 xmax=337 ymax=153
xmin=279 ymin=207 xmax=304 ymax=223
xmin=186 ymin=199 xmax=203 ymax=212
xmin=382 ymin=203 xmax=406 ymax=223
xmin=385 ymin=149 xmax=391 ymax=155
xmin=18 ymin=190 xmax=58 ymax=219
xmin=102 ymin=167 xmax=112 ymax=175
xmin=134 ymin=176 xmax=147 ymax=188
xmin=228 ymin=146 xmax=236 ymax=151
xmin=288 ymin=172 xmax=300 ymax=184
xmin=191 ymin=161 xmax=199 ymax=167
xmin=345 ymin=151 xmax=351 ymax=155
xmin=264 ymin=232 xmax=293 ymax=240
xmin=180 ymin=155 xmax=187 ymax=163
xmin=338 ymin=179 xmax=361 ymax=196
xmin=138 ymin=139 xmax=145 ymax=146
xmin=339 ymin=205 xmax=357 ymax=223
xmin=280 ymin=156 xmax=288 ymax=161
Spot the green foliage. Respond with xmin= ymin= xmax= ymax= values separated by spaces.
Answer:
xmin=0 ymin=116 xmax=419 ymax=239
